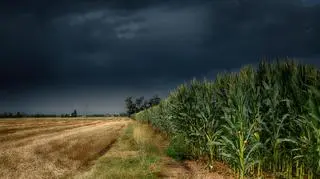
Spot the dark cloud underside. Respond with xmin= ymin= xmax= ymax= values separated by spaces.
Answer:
xmin=0 ymin=0 xmax=319 ymax=113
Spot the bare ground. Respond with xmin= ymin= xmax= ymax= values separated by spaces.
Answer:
xmin=157 ymin=158 xmax=234 ymax=179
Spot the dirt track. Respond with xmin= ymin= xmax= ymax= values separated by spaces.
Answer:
xmin=0 ymin=118 xmax=131 ymax=179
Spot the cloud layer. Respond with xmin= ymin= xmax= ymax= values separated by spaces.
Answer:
xmin=1 ymin=0 xmax=319 ymax=113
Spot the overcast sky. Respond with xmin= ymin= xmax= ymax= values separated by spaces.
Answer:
xmin=1 ymin=0 xmax=320 ymax=114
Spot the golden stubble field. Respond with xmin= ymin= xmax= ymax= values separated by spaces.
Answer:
xmin=0 ymin=117 xmax=131 ymax=179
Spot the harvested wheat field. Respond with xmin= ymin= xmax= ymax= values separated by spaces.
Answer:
xmin=0 ymin=118 xmax=131 ymax=179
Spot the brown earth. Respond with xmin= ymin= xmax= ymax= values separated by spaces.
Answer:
xmin=157 ymin=158 xmax=234 ymax=179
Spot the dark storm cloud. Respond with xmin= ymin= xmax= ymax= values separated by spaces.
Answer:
xmin=1 ymin=1 xmax=213 ymax=88
xmin=205 ymin=0 xmax=320 ymax=58
xmin=1 ymin=0 xmax=320 ymax=113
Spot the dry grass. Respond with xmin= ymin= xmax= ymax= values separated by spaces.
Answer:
xmin=74 ymin=122 xmax=167 ymax=179
xmin=0 ymin=118 xmax=233 ymax=179
xmin=75 ymin=121 xmax=189 ymax=179
xmin=0 ymin=118 xmax=131 ymax=179
xmin=0 ymin=121 xmax=103 ymax=144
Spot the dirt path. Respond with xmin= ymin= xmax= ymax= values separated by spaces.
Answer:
xmin=158 ymin=158 xmax=234 ymax=179
xmin=0 ymin=119 xmax=131 ymax=179
xmin=72 ymin=122 xmax=234 ymax=179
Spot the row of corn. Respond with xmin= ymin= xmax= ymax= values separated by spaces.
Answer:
xmin=134 ymin=59 xmax=320 ymax=178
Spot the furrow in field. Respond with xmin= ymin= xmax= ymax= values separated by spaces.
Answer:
xmin=0 ymin=120 xmax=71 ymax=126
xmin=0 ymin=120 xmax=129 ymax=179
xmin=0 ymin=121 xmax=98 ymax=135
xmin=0 ymin=121 xmax=104 ymax=148
xmin=0 ymin=120 xmax=97 ymax=128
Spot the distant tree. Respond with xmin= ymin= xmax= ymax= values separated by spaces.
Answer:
xmin=125 ymin=97 xmax=136 ymax=116
xmin=149 ymin=95 xmax=161 ymax=106
xmin=143 ymin=100 xmax=151 ymax=109
xmin=125 ymin=95 xmax=161 ymax=117
xmin=16 ymin=112 xmax=22 ymax=118
xmin=71 ymin=110 xmax=77 ymax=117
xmin=135 ymin=96 xmax=144 ymax=112
xmin=0 ymin=112 xmax=8 ymax=118
xmin=119 ymin=112 xmax=128 ymax=117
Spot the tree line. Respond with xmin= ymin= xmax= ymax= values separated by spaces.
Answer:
xmin=125 ymin=95 xmax=161 ymax=116
xmin=0 ymin=112 xmax=57 ymax=118
xmin=0 ymin=95 xmax=161 ymax=118
xmin=0 ymin=110 xmax=78 ymax=118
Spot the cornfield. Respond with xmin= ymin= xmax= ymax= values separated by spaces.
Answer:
xmin=135 ymin=59 xmax=320 ymax=178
